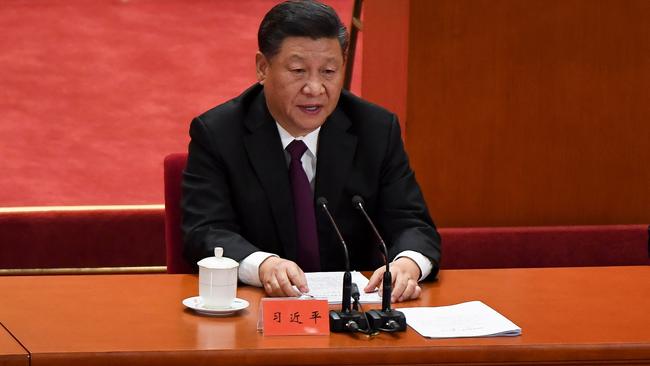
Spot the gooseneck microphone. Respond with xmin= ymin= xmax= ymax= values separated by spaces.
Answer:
xmin=351 ymin=196 xmax=391 ymax=310
xmin=316 ymin=197 xmax=369 ymax=333
xmin=352 ymin=195 xmax=407 ymax=332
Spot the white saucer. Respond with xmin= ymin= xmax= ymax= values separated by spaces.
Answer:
xmin=182 ymin=296 xmax=249 ymax=316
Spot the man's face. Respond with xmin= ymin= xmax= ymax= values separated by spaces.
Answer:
xmin=256 ymin=36 xmax=345 ymax=137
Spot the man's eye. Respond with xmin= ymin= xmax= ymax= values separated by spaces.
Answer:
xmin=323 ymin=69 xmax=336 ymax=75
xmin=291 ymin=69 xmax=305 ymax=74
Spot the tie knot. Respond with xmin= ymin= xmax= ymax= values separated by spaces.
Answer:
xmin=286 ymin=139 xmax=308 ymax=160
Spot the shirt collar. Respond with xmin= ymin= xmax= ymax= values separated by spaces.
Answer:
xmin=276 ymin=122 xmax=320 ymax=157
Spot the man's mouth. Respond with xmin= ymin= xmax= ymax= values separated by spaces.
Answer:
xmin=298 ymin=104 xmax=323 ymax=115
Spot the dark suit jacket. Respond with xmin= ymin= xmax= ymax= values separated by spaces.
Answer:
xmin=182 ymin=84 xmax=441 ymax=279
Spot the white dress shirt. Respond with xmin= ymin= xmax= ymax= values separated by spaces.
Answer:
xmin=238 ymin=122 xmax=432 ymax=287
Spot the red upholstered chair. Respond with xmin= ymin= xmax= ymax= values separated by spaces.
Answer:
xmin=163 ymin=153 xmax=193 ymax=274
xmin=164 ymin=151 xmax=649 ymax=273
xmin=0 ymin=207 xmax=165 ymax=271
xmin=438 ymin=225 xmax=650 ymax=269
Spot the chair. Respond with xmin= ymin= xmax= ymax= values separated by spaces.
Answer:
xmin=163 ymin=153 xmax=193 ymax=274
xmin=438 ymin=224 xmax=650 ymax=269
xmin=165 ymin=152 xmax=649 ymax=273
xmin=0 ymin=206 xmax=165 ymax=273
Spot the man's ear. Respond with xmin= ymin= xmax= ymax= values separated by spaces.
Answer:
xmin=255 ymin=52 xmax=268 ymax=85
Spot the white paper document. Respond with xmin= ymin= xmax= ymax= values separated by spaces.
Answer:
xmin=400 ymin=301 xmax=521 ymax=338
xmin=302 ymin=271 xmax=382 ymax=304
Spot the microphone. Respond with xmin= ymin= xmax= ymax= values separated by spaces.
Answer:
xmin=316 ymin=197 xmax=369 ymax=333
xmin=352 ymin=195 xmax=407 ymax=332
xmin=351 ymin=283 xmax=361 ymax=311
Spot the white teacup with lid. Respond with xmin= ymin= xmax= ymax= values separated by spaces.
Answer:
xmin=197 ymin=247 xmax=239 ymax=309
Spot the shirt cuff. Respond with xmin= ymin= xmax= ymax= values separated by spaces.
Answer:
xmin=393 ymin=250 xmax=433 ymax=281
xmin=238 ymin=251 xmax=278 ymax=287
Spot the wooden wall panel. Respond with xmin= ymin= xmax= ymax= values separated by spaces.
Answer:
xmin=361 ymin=0 xmax=410 ymax=132
xmin=406 ymin=0 xmax=650 ymax=226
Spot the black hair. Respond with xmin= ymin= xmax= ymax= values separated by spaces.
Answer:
xmin=258 ymin=0 xmax=349 ymax=59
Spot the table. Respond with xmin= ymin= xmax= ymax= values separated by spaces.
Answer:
xmin=0 ymin=324 xmax=28 ymax=366
xmin=1 ymin=266 xmax=649 ymax=365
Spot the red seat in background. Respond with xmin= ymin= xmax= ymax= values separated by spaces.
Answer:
xmin=439 ymin=225 xmax=649 ymax=269
xmin=0 ymin=207 xmax=165 ymax=271
xmin=163 ymin=153 xmax=193 ymax=274
xmin=163 ymin=154 xmax=649 ymax=274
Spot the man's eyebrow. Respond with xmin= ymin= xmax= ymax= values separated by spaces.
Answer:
xmin=285 ymin=54 xmax=340 ymax=63
xmin=323 ymin=57 xmax=340 ymax=65
xmin=286 ymin=55 xmax=305 ymax=62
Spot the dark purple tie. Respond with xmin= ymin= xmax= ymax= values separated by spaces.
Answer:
xmin=286 ymin=140 xmax=320 ymax=272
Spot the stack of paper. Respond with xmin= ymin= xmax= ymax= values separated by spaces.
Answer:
xmin=302 ymin=271 xmax=381 ymax=304
xmin=400 ymin=301 xmax=521 ymax=338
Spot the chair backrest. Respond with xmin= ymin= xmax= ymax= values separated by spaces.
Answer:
xmin=164 ymin=151 xmax=649 ymax=272
xmin=439 ymin=224 xmax=650 ymax=269
xmin=163 ymin=153 xmax=193 ymax=274
xmin=0 ymin=207 xmax=165 ymax=271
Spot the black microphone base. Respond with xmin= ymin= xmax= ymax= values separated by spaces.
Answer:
xmin=329 ymin=310 xmax=369 ymax=333
xmin=365 ymin=309 xmax=407 ymax=332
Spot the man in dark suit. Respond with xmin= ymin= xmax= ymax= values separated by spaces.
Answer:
xmin=182 ymin=0 xmax=440 ymax=302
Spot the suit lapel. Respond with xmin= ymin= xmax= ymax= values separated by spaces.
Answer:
xmin=315 ymin=108 xmax=357 ymax=214
xmin=242 ymin=91 xmax=298 ymax=261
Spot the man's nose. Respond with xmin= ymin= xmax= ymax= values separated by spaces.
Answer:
xmin=301 ymin=77 xmax=325 ymax=96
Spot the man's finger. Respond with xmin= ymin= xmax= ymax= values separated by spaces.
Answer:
xmin=264 ymin=276 xmax=281 ymax=296
xmin=391 ymin=272 xmax=409 ymax=303
xmin=397 ymin=279 xmax=418 ymax=302
xmin=365 ymin=267 xmax=385 ymax=293
xmin=276 ymin=270 xmax=300 ymax=297
xmin=287 ymin=266 xmax=309 ymax=293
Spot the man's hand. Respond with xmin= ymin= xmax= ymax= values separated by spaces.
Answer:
xmin=364 ymin=257 xmax=422 ymax=303
xmin=259 ymin=257 xmax=309 ymax=297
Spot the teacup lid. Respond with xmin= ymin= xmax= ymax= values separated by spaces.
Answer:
xmin=197 ymin=247 xmax=239 ymax=269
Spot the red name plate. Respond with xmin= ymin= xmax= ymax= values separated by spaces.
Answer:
xmin=262 ymin=298 xmax=330 ymax=336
